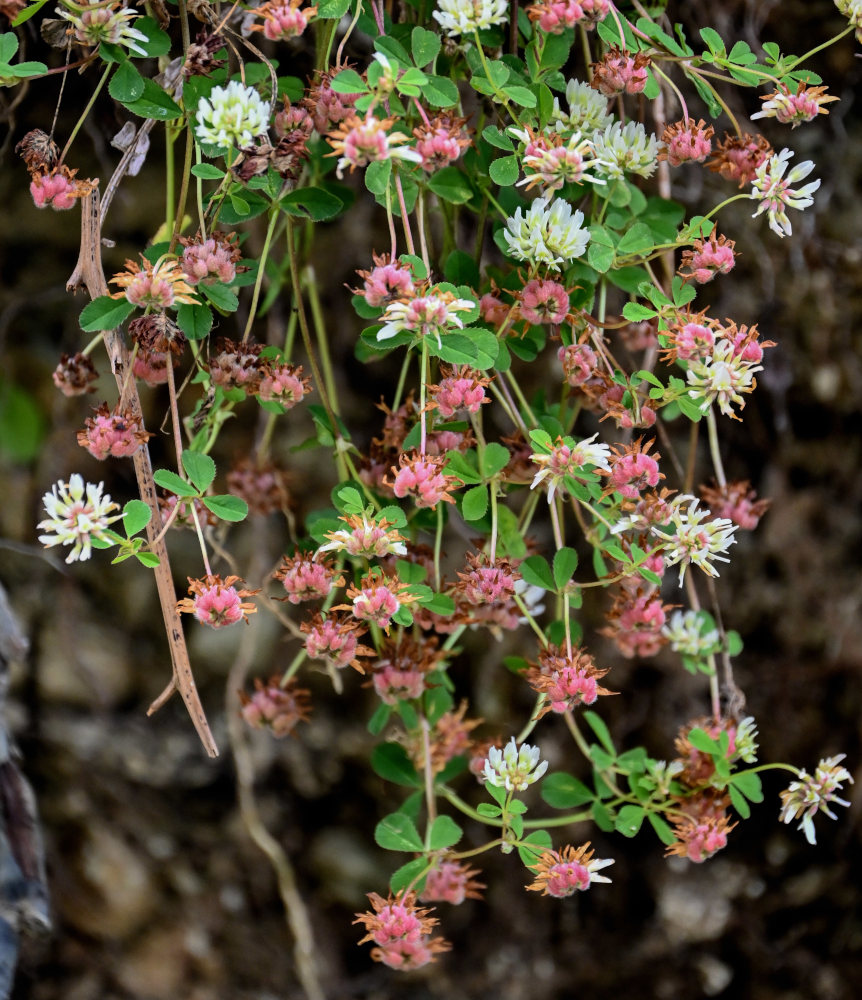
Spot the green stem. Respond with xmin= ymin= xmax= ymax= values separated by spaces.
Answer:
xmin=705 ymin=406 xmax=727 ymax=488
xmin=685 ymin=574 xmax=721 ymax=721
xmin=488 ymin=478 xmax=499 ymax=562
xmin=286 ymin=218 xmax=347 ymax=480
xmin=419 ymin=338 xmax=429 ymax=454
xmin=241 ymin=206 xmax=279 ymax=343
xmin=473 ymin=29 xmax=522 ymax=126
xmin=59 ymin=61 xmax=112 ymax=165
xmin=304 ymin=262 xmax=340 ymax=415
xmin=440 ymin=787 xmax=504 ymax=827
xmin=682 ymin=67 xmax=742 ymax=135
xmin=784 ymin=26 xmax=852 ymax=71
xmin=503 ymin=368 xmax=537 ymax=426
xmin=165 ymin=127 xmax=175 ymax=240
xmin=391 ymin=349 xmax=411 ymax=412
xmin=512 ymin=592 xmax=547 ymax=646
xmin=433 ymin=502 xmax=444 ymax=590
xmin=169 ymin=125 xmax=195 ymax=253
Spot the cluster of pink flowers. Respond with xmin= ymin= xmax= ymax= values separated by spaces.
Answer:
xmin=420 ymin=858 xmax=485 ymax=905
xmin=527 ymin=0 xmax=610 ymax=34
xmin=180 ymin=235 xmax=238 ymax=286
xmin=239 ymin=677 xmax=311 ymax=737
xmin=431 ymin=366 xmax=490 ymax=418
xmin=527 ymin=843 xmax=614 ymax=897
xmin=177 ymin=575 xmax=258 ymax=628
xmin=250 ymin=0 xmax=316 ymax=40
xmin=660 ymin=118 xmax=715 ymax=167
xmin=603 ymin=589 xmax=669 ymax=659
xmin=457 ymin=555 xmax=518 ymax=606
xmin=591 ymin=46 xmax=651 ymax=96
xmin=558 ymin=342 xmax=597 ymax=387
xmin=391 ymin=453 xmax=458 ymax=508
xmin=301 ymin=612 xmax=371 ymax=671
xmin=520 ymin=278 xmax=570 ymax=325
xmin=30 ymin=167 xmax=89 ymax=210
xmin=354 ymin=892 xmax=450 ymax=970
xmin=413 ymin=115 xmax=470 ymax=172
xmin=356 ymin=254 xmax=415 ymax=307
xmin=258 ymin=362 xmax=312 ymax=406
xmin=605 ymin=439 xmax=663 ymax=501
xmin=77 ymin=404 xmax=152 ymax=460
xmin=679 ymin=234 xmax=737 ymax=284
xmin=275 ymin=551 xmax=341 ymax=604
xmin=528 ymin=645 xmax=613 ymax=715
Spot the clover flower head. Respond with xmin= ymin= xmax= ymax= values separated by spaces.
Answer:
xmin=593 ymin=120 xmax=660 ymax=179
xmin=56 ymin=3 xmax=150 ymax=56
xmin=37 ymin=475 xmax=121 ymax=563
xmin=177 ymin=574 xmax=258 ymax=628
xmin=239 ymin=677 xmax=311 ymax=737
xmin=355 ymin=891 xmax=450 ymax=970
xmin=530 ymin=433 xmax=611 ymax=503
xmin=661 ymin=609 xmax=721 ymax=657
xmin=376 ymin=291 xmax=474 ymax=348
xmin=504 ymin=196 xmax=590 ymax=271
xmin=749 ymin=147 xmax=820 ymax=237
xmin=432 ymin=0 xmax=509 ymax=37
xmin=196 ymin=81 xmax=271 ymax=151
xmin=551 ymin=78 xmax=613 ymax=135
xmin=686 ymin=338 xmax=763 ymax=418
xmin=420 ymin=858 xmax=485 ymax=905
xmin=330 ymin=113 xmax=408 ymax=175
xmin=317 ymin=512 xmax=408 ymax=558
xmin=110 ymin=255 xmax=198 ymax=309
xmin=590 ymin=45 xmax=651 ymax=97
xmin=751 ymin=83 xmax=838 ymax=129
xmin=657 ymin=494 xmax=738 ymax=586
xmin=516 ymin=130 xmax=606 ymax=193
xmin=527 ymin=0 xmax=588 ymax=35
xmin=527 ymin=843 xmax=614 ymax=897
xmin=779 ymin=755 xmax=853 ymax=844
xmin=835 ymin=0 xmax=862 ymax=39
xmin=483 ymin=737 xmax=548 ymax=791
xmin=249 ymin=0 xmax=317 ymax=42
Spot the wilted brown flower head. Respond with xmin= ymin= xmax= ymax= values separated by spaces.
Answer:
xmin=53 ymin=352 xmax=98 ymax=396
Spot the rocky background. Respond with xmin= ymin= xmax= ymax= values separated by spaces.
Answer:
xmin=1 ymin=1 xmax=861 ymax=998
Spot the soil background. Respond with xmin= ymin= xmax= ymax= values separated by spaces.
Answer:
xmin=1 ymin=1 xmax=861 ymax=998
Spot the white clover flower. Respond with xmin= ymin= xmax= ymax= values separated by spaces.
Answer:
xmin=483 ymin=737 xmax=548 ymax=792
xmin=37 ymin=474 xmax=122 ymax=564
xmin=734 ymin=717 xmax=760 ymax=764
xmin=661 ymin=609 xmax=720 ymax=657
xmin=433 ymin=0 xmax=509 ymax=36
xmin=644 ymin=758 xmax=686 ymax=796
xmin=655 ymin=494 xmax=737 ymax=586
xmin=835 ymin=0 xmax=862 ymax=37
xmin=504 ymin=196 xmax=590 ymax=271
xmin=685 ymin=339 xmax=763 ymax=418
xmin=593 ymin=120 xmax=660 ymax=180
xmin=779 ymin=755 xmax=853 ymax=845
xmin=56 ymin=5 xmax=150 ymax=57
xmin=749 ymin=147 xmax=821 ymax=238
xmin=551 ymin=79 xmax=614 ymax=136
xmin=196 ymin=81 xmax=271 ymax=151
xmin=376 ymin=292 xmax=475 ymax=348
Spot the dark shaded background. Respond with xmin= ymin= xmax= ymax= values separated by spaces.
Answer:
xmin=1 ymin=1 xmax=861 ymax=997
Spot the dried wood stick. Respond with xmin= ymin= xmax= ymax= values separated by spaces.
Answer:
xmin=68 ymin=189 xmax=219 ymax=757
